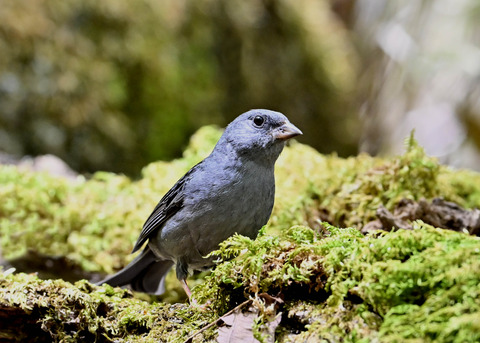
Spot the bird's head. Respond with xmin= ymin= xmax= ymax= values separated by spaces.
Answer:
xmin=215 ymin=109 xmax=302 ymax=164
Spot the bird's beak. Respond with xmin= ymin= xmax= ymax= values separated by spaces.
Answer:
xmin=273 ymin=122 xmax=303 ymax=141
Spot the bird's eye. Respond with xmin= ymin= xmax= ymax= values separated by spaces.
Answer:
xmin=253 ymin=115 xmax=265 ymax=127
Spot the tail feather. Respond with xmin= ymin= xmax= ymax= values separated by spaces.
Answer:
xmin=96 ymin=248 xmax=174 ymax=295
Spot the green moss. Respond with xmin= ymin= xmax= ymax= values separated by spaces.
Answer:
xmin=0 ymin=127 xmax=220 ymax=276
xmin=438 ymin=167 xmax=480 ymax=209
xmin=274 ymin=133 xmax=480 ymax=229
xmin=194 ymin=223 xmax=480 ymax=342
xmin=0 ymin=268 xmax=219 ymax=342
xmin=1 ymin=128 xmax=480 ymax=282
xmin=1 ymin=223 xmax=480 ymax=341
xmin=309 ymin=136 xmax=441 ymax=227
xmin=1 ymin=128 xmax=480 ymax=341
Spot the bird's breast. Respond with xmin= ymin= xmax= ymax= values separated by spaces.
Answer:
xmin=151 ymin=161 xmax=276 ymax=269
xmin=190 ymin=164 xmax=275 ymax=258
xmin=196 ymin=163 xmax=275 ymax=233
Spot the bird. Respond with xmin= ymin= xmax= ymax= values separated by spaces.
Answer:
xmin=96 ymin=109 xmax=302 ymax=298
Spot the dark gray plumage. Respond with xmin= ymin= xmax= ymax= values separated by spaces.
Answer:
xmin=97 ymin=109 xmax=302 ymax=297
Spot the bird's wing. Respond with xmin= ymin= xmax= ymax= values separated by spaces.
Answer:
xmin=131 ymin=162 xmax=202 ymax=253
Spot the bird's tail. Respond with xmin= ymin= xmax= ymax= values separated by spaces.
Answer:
xmin=96 ymin=248 xmax=174 ymax=295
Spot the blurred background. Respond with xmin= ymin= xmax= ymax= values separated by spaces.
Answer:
xmin=0 ymin=0 xmax=479 ymax=176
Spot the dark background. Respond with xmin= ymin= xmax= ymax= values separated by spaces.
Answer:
xmin=1 ymin=0 xmax=479 ymax=176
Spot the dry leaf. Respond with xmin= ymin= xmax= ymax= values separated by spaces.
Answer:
xmin=217 ymin=307 xmax=281 ymax=343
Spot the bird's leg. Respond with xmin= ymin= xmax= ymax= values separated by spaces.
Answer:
xmin=180 ymin=278 xmax=192 ymax=299
xmin=177 ymin=260 xmax=198 ymax=304
xmin=181 ymin=279 xmax=208 ymax=308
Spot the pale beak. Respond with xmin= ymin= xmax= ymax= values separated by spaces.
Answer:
xmin=273 ymin=122 xmax=303 ymax=140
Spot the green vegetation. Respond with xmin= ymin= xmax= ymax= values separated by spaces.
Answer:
xmin=1 ymin=223 xmax=479 ymax=342
xmin=1 ymin=127 xmax=480 ymax=341
xmin=200 ymin=222 xmax=480 ymax=342
xmin=0 ymin=270 xmax=204 ymax=342
xmin=274 ymin=133 xmax=480 ymax=230
xmin=0 ymin=126 xmax=221 ymax=277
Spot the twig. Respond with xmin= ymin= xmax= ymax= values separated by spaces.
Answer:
xmin=182 ymin=299 xmax=252 ymax=343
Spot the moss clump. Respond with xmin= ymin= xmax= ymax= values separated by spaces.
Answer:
xmin=1 ymin=124 xmax=480 ymax=341
xmin=1 ymin=222 xmax=479 ymax=341
xmin=0 ymin=126 xmax=220 ymax=277
xmin=195 ymin=223 xmax=480 ymax=342
xmin=276 ymin=133 xmax=480 ymax=229
xmin=1 ymin=126 xmax=480 ymax=291
xmin=0 ymin=268 xmax=219 ymax=342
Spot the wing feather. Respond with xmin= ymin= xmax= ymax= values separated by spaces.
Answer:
xmin=131 ymin=162 xmax=201 ymax=253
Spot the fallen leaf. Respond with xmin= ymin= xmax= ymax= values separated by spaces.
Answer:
xmin=217 ymin=307 xmax=281 ymax=343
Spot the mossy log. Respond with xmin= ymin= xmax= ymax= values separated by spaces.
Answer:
xmin=1 ymin=128 xmax=480 ymax=341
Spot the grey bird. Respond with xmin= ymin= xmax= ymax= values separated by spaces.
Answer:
xmin=97 ymin=109 xmax=302 ymax=298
